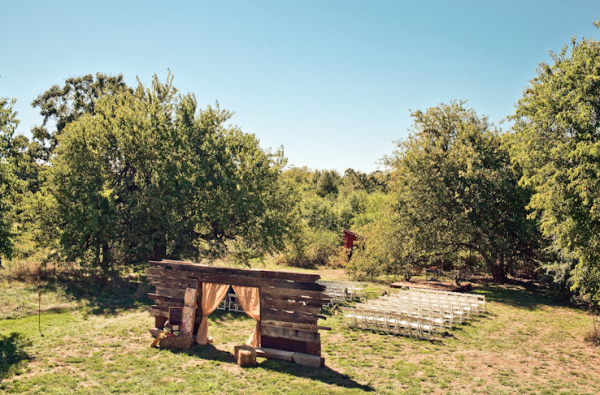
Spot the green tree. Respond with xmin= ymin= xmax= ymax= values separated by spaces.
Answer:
xmin=45 ymin=73 xmax=292 ymax=273
xmin=0 ymin=87 xmax=19 ymax=264
xmin=370 ymin=101 xmax=537 ymax=282
xmin=510 ymin=29 xmax=600 ymax=304
xmin=314 ymin=169 xmax=341 ymax=197
xmin=30 ymin=73 xmax=130 ymax=162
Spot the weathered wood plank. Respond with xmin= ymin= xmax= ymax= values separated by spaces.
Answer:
xmin=262 ymin=309 xmax=319 ymax=325
xmin=260 ymin=298 xmax=322 ymax=315
xmin=261 ymin=325 xmax=321 ymax=343
xmin=147 ymin=270 xmax=198 ymax=281
xmin=261 ymin=334 xmax=321 ymax=356
xmin=261 ymin=294 xmax=327 ymax=308
xmin=147 ymin=271 xmax=199 ymax=283
xmin=261 ymin=286 xmax=329 ymax=301
xmin=151 ymin=260 xmax=321 ymax=282
xmin=147 ymin=281 xmax=198 ymax=293
xmin=155 ymin=287 xmax=185 ymax=300
xmin=265 ymin=307 xmax=326 ymax=321
xmin=149 ymin=307 xmax=168 ymax=317
xmin=149 ymin=270 xmax=277 ymax=289
xmin=255 ymin=347 xmax=294 ymax=362
xmin=185 ymin=273 xmax=274 ymax=288
xmin=260 ymin=320 xmax=331 ymax=331
xmin=148 ymin=293 xmax=184 ymax=304
xmin=273 ymin=279 xmax=326 ymax=292
xmin=254 ymin=348 xmax=324 ymax=368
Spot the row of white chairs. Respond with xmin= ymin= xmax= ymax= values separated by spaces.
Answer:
xmin=395 ymin=290 xmax=485 ymax=316
xmin=318 ymin=280 xmax=364 ymax=306
xmin=388 ymin=294 xmax=476 ymax=319
xmin=342 ymin=307 xmax=442 ymax=340
xmin=407 ymin=287 xmax=486 ymax=312
xmin=217 ymin=293 xmax=243 ymax=313
xmin=356 ymin=302 xmax=449 ymax=330
xmin=366 ymin=299 xmax=458 ymax=328
xmin=342 ymin=289 xmax=486 ymax=340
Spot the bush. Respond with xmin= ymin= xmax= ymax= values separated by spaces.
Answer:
xmin=275 ymin=229 xmax=340 ymax=268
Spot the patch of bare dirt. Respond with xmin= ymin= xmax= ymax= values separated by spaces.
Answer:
xmin=390 ymin=279 xmax=471 ymax=292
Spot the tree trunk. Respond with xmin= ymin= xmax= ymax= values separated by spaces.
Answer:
xmin=481 ymin=252 xmax=507 ymax=283
xmin=151 ymin=234 xmax=167 ymax=261
xmin=101 ymin=240 xmax=111 ymax=275
xmin=490 ymin=256 xmax=507 ymax=283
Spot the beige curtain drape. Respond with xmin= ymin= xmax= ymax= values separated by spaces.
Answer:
xmin=196 ymin=283 xmax=229 ymax=345
xmin=232 ymin=285 xmax=261 ymax=347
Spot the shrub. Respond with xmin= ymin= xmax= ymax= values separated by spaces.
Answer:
xmin=275 ymin=229 xmax=340 ymax=268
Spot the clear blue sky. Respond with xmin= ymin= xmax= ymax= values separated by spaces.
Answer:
xmin=1 ymin=0 xmax=599 ymax=173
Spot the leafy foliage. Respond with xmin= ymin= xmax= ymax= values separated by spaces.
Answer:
xmin=41 ymin=74 xmax=292 ymax=272
xmin=0 ymin=85 xmax=19 ymax=264
xmin=30 ymin=73 xmax=130 ymax=161
xmin=354 ymin=102 xmax=538 ymax=281
xmin=276 ymin=167 xmax=386 ymax=267
xmin=510 ymin=32 xmax=600 ymax=305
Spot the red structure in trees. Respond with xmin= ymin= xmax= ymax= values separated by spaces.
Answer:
xmin=343 ymin=229 xmax=361 ymax=250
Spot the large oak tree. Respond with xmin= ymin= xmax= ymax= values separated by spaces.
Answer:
xmin=360 ymin=102 xmax=537 ymax=282
xmin=43 ymin=73 xmax=293 ymax=273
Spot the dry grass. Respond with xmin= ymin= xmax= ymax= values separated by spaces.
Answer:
xmin=584 ymin=314 xmax=600 ymax=345
xmin=1 ymin=260 xmax=61 ymax=283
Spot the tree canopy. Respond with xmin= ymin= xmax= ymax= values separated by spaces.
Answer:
xmin=30 ymin=73 xmax=130 ymax=162
xmin=41 ymin=74 xmax=293 ymax=273
xmin=351 ymin=102 xmax=537 ymax=281
xmin=510 ymin=32 xmax=600 ymax=304
xmin=0 ymin=85 xmax=19 ymax=264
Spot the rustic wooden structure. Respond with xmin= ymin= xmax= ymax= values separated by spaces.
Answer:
xmin=343 ymin=229 xmax=360 ymax=250
xmin=147 ymin=259 xmax=330 ymax=367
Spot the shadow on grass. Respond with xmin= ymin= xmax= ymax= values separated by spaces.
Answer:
xmin=168 ymin=344 xmax=374 ymax=392
xmin=473 ymin=281 xmax=572 ymax=311
xmin=40 ymin=273 xmax=153 ymax=316
xmin=258 ymin=358 xmax=375 ymax=392
xmin=0 ymin=332 xmax=32 ymax=381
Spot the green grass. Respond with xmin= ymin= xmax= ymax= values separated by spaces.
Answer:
xmin=1 ymin=267 xmax=599 ymax=394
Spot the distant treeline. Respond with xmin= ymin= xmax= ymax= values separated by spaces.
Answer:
xmin=1 ymin=24 xmax=599 ymax=307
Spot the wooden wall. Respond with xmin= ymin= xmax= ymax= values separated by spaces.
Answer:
xmin=147 ymin=260 xmax=329 ymax=359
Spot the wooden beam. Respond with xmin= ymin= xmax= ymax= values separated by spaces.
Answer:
xmin=261 ymin=286 xmax=329 ymax=302
xmin=148 ymin=293 xmax=184 ymax=305
xmin=147 ymin=279 xmax=199 ymax=290
xmin=150 ymin=260 xmax=321 ymax=282
xmin=261 ymin=334 xmax=321 ymax=356
xmin=154 ymin=287 xmax=185 ymax=300
xmin=261 ymin=298 xmax=322 ymax=315
xmin=149 ymin=307 xmax=168 ymax=317
xmin=262 ymin=309 xmax=320 ymax=325
xmin=260 ymin=320 xmax=331 ymax=332
xmin=149 ymin=268 xmax=279 ymax=288
xmin=255 ymin=347 xmax=293 ymax=362
xmin=273 ymin=279 xmax=326 ymax=292
xmin=254 ymin=348 xmax=324 ymax=368
xmin=261 ymin=325 xmax=321 ymax=343
xmin=261 ymin=294 xmax=327 ymax=308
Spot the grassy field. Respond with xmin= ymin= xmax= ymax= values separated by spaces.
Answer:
xmin=1 ymin=265 xmax=599 ymax=394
